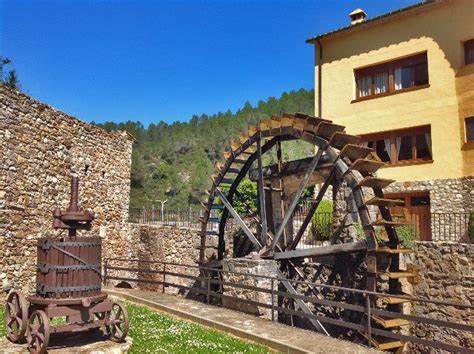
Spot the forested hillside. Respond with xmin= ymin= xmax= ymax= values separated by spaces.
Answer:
xmin=94 ymin=88 xmax=314 ymax=209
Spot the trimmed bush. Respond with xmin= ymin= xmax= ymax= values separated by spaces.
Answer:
xmin=310 ymin=199 xmax=333 ymax=240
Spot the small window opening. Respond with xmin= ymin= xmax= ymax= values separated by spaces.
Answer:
xmin=465 ymin=117 xmax=474 ymax=142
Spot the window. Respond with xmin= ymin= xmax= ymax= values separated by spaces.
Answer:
xmin=464 ymin=39 xmax=474 ymax=65
xmin=355 ymin=52 xmax=428 ymax=100
xmin=361 ymin=125 xmax=432 ymax=166
xmin=466 ymin=117 xmax=474 ymax=142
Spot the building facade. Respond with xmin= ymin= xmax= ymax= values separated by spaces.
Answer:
xmin=307 ymin=0 xmax=473 ymax=242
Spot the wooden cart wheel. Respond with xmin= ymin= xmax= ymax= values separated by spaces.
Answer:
xmin=27 ymin=310 xmax=50 ymax=354
xmin=107 ymin=302 xmax=129 ymax=342
xmin=4 ymin=290 xmax=28 ymax=343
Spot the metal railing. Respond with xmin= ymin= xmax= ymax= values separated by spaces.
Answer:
xmin=431 ymin=212 xmax=472 ymax=243
xmin=129 ymin=208 xmax=203 ymax=229
xmin=104 ymin=258 xmax=474 ymax=352
xmin=129 ymin=206 xmax=473 ymax=244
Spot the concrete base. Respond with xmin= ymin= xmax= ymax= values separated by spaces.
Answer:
xmin=0 ymin=333 xmax=132 ymax=353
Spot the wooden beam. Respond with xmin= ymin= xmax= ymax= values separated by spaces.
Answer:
xmin=256 ymin=138 xmax=267 ymax=245
xmin=275 ymin=240 xmax=368 ymax=260
xmin=270 ymin=147 xmax=326 ymax=250
xmin=248 ymin=155 xmax=333 ymax=182
xmin=215 ymin=188 xmax=263 ymax=250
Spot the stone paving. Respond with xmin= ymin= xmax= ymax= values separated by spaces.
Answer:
xmin=0 ymin=333 xmax=132 ymax=353
xmin=105 ymin=287 xmax=380 ymax=354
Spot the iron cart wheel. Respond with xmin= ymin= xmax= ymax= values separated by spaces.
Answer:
xmin=107 ymin=302 xmax=129 ymax=342
xmin=27 ymin=310 xmax=50 ymax=354
xmin=4 ymin=290 xmax=29 ymax=343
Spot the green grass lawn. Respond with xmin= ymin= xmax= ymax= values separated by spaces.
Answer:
xmin=1 ymin=301 xmax=269 ymax=353
xmin=0 ymin=305 xmax=5 ymax=338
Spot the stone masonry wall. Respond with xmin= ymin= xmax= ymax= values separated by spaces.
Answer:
xmin=106 ymin=224 xmax=201 ymax=294
xmin=0 ymin=85 xmax=133 ymax=293
xmin=406 ymin=241 xmax=473 ymax=351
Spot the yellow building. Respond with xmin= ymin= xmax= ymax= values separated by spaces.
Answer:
xmin=307 ymin=0 xmax=474 ymax=241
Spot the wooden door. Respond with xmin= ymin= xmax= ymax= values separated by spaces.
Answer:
xmin=385 ymin=191 xmax=431 ymax=241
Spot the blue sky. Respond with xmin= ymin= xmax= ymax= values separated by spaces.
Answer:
xmin=1 ymin=0 xmax=419 ymax=126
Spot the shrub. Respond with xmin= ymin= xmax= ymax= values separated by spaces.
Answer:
xmin=310 ymin=199 xmax=333 ymax=240
xmin=395 ymin=225 xmax=415 ymax=248
xmin=354 ymin=224 xmax=414 ymax=248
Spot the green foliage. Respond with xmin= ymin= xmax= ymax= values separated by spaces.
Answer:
xmin=94 ymin=88 xmax=314 ymax=209
xmin=310 ymin=199 xmax=333 ymax=240
xmin=354 ymin=224 xmax=415 ymax=248
xmin=233 ymin=178 xmax=258 ymax=216
xmin=0 ymin=56 xmax=20 ymax=90
xmin=0 ymin=305 xmax=5 ymax=337
xmin=0 ymin=303 xmax=268 ymax=353
xmin=395 ymin=226 xmax=415 ymax=248
xmin=125 ymin=301 xmax=269 ymax=353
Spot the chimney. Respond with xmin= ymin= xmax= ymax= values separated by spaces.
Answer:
xmin=349 ymin=8 xmax=367 ymax=25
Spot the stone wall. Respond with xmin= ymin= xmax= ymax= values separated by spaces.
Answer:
xmin=106 ymin=224 xmax=201 ymax=294
xmin=406 ymin=241 xmax=473 ymax=351
xmin=0 ymin=85 xmax=133 ymax=293
xmin=221 ymin=258 xmax=278 ymax=320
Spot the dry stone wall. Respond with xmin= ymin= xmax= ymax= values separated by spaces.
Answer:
xmin=0 ymin=85 xmax=133 ymax=293
xmin=105 ymin=224 xmax=201 ymax=293
xmin=406 ymin=241 xmax=473 ymax=351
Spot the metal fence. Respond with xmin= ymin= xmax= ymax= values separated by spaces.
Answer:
xmin=129 ymin=206 xmax=473 ymax=243
xmin=104 ymin=257 xmax=474 ymax=353
xmin=129 ymin=207 xmax=203 ymax=229
xmin=431 ymin=212 xmax=472 ymax=243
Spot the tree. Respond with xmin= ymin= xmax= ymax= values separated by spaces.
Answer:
xmin=5 ymin=70 xmax=20 ymax=89
xmin=93 ymin=88 xmax=315 ymax=209
xmin=0 ymin=56 xmax=20 ymax=90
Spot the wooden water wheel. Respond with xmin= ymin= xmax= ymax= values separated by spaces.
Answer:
xmin=199 ymin=113 xmax=415 ymax=351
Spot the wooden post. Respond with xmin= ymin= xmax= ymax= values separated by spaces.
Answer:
xmin=257 ymin=138 xmax=267 ymax=244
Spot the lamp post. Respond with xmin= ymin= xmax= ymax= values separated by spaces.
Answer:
xmin=155 ymin=199 xmax=167 ymax=223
